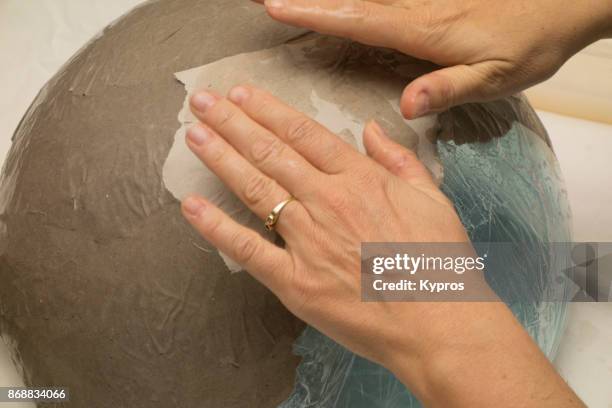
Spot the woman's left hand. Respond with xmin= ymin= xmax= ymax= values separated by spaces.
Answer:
xmin=179 ymin=84 xmax=569 ymax=406
xmin=180 ymin=82 xmax=478 ymax=394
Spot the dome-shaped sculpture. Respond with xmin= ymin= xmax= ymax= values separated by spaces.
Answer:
xmin=0 ymin=1 xmax=572 ymax=407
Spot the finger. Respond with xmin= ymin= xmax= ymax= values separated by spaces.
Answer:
xmin=185 ymin=123 xmax=310 ymax=237
xmin=262 ymin=0 xmax=425 ymax=55
xmin=363 ymin=120 xmax=435 ymax=188
xmin=181 ymin=194 xmax=292 ymax=292
xmin=190 ymin=91 xmax=323 ymax=196
xmin=400 ymin=63 xmax=511 ymax=118
xmin=227 ymin=85 xmax=361 ymax=174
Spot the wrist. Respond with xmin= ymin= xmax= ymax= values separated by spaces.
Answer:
xmin=383 ymin=302 xmax=582 ymax=407
xmin=382 ymin=303 xmax=534 ymax=405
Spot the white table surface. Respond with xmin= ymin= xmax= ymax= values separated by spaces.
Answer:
xmin=1 ymin=1 xmax=611 ymax=407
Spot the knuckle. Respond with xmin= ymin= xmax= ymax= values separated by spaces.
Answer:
xmin=325 ymin=190 xmax=352 ymax=215
xmin=390 ymin=150 xmax=416 ymax=173
xmin=284 ymin=116 xmax=318 ymax=145
xmin=483 ymin=68 xmax=507 ymax=92
xmin=477 ymin=62 xmax=514 ymax=96
xmin=433 ymin=71 xmax=459 ymax=107
xmin=204 ymin=213 xmax=224 ymax=236
xmin=214 ymin=105 xmax=238 ymax=130
xmin=250 ymin=137 xmax=284 ymax=166
xmin=319 ymin=141 xmax=348 ymax=172
xmin=206 ymin=142 xmax=226 ymax=164
xmin=233 ymin=233 xmax=259 ymax=264
xmin=243 ymin=174 xmax=274 ymax=206
xmin=249 ymin=93 xmax=273 ymax=116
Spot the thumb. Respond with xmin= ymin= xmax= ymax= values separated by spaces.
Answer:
xmin=400 ymin=63 xmax=509 ymax=119
xmin=363 ymin=120 xmax=435 ymax=188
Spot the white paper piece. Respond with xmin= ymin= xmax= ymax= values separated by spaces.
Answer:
xmin=163 ymin=35 xmax=442 ymax=272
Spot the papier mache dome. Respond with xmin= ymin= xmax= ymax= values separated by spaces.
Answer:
xmin=0 ymin=0 xmax=572 ymax=407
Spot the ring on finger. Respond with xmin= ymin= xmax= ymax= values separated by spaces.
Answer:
xmin=265 ymin=196 xmax=296 ymax=231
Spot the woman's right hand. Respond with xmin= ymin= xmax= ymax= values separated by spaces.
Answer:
xmin=255 ymin=0 xmax=612 ymax=118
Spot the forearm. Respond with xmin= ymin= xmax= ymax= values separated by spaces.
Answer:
xmin=385 ymin=303 xmax=584 ymax=407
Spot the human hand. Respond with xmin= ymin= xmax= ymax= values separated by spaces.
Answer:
xmin=180 ymin=85 xmax=583 ymax=406
xmin=180 ymin=83 xmax=471 ymax=362
xmin=254 ymin=0 xmax=612 ymax=118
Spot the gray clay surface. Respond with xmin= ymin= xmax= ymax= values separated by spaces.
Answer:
xmin=0 ymin=1 xmax=307 ymax=407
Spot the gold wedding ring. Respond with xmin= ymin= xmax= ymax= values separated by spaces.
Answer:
xmin=265 ymin=197 xmax=295 ymax=231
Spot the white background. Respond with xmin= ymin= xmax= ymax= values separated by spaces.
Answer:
xmin=0 ymin=1 xmax=611 ymax=407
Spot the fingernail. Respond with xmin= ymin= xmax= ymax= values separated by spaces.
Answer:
xmin=228 ymin=86 xmax=250 ymax=105
xmin=187 ymin=125 xmax=209 ymax=146
xmin=191 ymin=91 xmax=216 ymax=112
xmin=265 ymin=0 xmax=284 ymax=9
xmin=183 ymin=196 xmax=205 ymax=216
xmin=413 ymin=92 xmax=430 ymax=118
